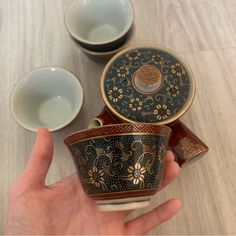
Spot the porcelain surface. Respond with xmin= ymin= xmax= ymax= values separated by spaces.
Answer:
xmin=64 ymin=123 xmax=171 ymax=210
xmin=10 ymin=67 xmax=84 ymax=132
xmin=101 ymin=46 xmax=196 ymax=125
xmin=65 ymin=0 xmax=134 ymax=51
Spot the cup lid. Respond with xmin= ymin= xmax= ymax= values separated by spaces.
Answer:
xmin=101 ymin=46 xmax=196 ymax=125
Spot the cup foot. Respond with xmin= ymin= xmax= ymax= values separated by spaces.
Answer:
xmin=97 ymin=196 xmax=151 ymax=212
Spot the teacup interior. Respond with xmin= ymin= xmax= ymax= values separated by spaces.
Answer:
xmin=66 ymin=0 xmax=133 ymax=44
xmin=11 ymin=68 xmax=83 ymax=132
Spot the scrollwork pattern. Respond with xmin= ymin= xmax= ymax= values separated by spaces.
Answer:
xmin=70 ymin=134 xmax=168 ymax=194
xmin=104 ymin=48 xmax=192 ymax=123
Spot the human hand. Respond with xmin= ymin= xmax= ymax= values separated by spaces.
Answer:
xmin=5 ymin=128 xmax=181 ymax=235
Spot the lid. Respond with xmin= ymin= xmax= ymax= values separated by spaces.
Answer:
xmin=101 ymin=46 xmax=196 ymax=125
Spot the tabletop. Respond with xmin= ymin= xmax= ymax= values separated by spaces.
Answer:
xmin=1 ymin=0 xmax=236 ymax=235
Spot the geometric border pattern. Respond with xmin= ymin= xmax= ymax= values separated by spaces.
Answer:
xmin=64 ymin=123 xmax=171 ymax=146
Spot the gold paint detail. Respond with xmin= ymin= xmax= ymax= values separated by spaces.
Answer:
xmin=83 ymin=140 xmax=165 ymax=190
xmin=108 ymin=86 xmax=123 ymax=103
xmin=88 ymin=187 xmax=158 ymax=197
xmin=126 ymin=162 xmax=146 ymax=186
xmin=171 ymin=63 xmax=186 ymax=77
xmin=66 ymin=132 xmax=168 ymax=147
xmin=100 ymin=45 xmax=196 ymax=125
xmin=117 ymin=66 xmax=130 ymax=78
xmin=129 ymin=98 xmax=143 ymax=111
xmin=88 ymin=166 xmax=107 ymax=190
xmin=166 ymin=84 xmax=180 ymax=97
xmin=179 ymin=137 xmax=207 ymax=161
xmin=125 ymin=49 xmax=141 ymax=61
xmin=64 ymin=123 xmax=171 ymax=146
xmin=153 ymin=104 xmax=171 ymax=121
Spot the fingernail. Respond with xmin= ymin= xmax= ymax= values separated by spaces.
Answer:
xmin=166 ymin=151 xmax=175 ymax=161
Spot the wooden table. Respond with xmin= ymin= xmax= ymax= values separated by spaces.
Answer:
xmin=1 ymin=0 xmax=236 ymax=234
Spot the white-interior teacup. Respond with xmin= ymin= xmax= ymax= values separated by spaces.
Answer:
xmin=65 ymin=0 xmax=134 ymax=51
xmin=10 ymin=67 xmax=84 ymax=132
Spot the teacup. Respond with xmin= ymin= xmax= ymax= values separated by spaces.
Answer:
xmin=10 ymin=67 xmax=84 ymax=132
xmin=76 ymin=24 xmax=135 ymax=63
xmin=64 ymin=123 xmax=171 ymax=211
xmin=88 ymin=46 xmax=209 ymax=167
xmin=65 ymin=0 xmax=134 ymax=52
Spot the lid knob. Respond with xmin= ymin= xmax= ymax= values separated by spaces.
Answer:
xmin=133 ymin=65 xmax=162 ymax=94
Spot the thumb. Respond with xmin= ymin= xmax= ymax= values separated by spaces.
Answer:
xmin=20 ymin=128 xmax=54 ymax=188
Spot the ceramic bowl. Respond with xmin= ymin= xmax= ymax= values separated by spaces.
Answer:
xmin=76 ymin=25 xmax=135 ymax=63
xmin=65 ymin=0 xmax=134 ymax=52
xmin=64 ymin=123 xmax=171 ymax=211
xmin=10 ymin=67 xmax=84 ymax=132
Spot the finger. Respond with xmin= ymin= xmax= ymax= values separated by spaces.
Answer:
xmin=21 ymin=128 xmax=53 ymax=188
xmin=50 ymin=173 xmax=80 ymax=194
xmin=125 ymin=198 xmax=181 ymax=235
xmin=166 ymin=151 xmax=175 ymax=162
xmin=124 ymin=210 xmax=133 ymax=217
xmin=160 ymin=159 xmax=180 ymax=190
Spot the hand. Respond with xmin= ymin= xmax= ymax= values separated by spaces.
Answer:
xmin=5 ymin=128 xmax=181 ymax=235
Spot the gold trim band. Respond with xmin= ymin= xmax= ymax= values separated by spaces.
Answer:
xmin=66 ymin=132 xmax=170 ymax=146
xmin=64 ymin=123 xmax=171 ymax=145
xmin=87 ymin=187 xmax=159 ymax=197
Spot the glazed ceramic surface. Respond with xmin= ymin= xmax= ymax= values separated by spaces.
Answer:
xmin=65 ymin=0 xmax=134 ymax=52
xmin=169 ymin=121 xmax=209 ymax=167
xmin=76 ymin=24 xmax=135 ymax=63
xmin=10 ymin=67 xmax=84 ymax=132
xmin=64 ymin=123 xmax=171 ymax=210
xmin=101 ymin=46 xmax=196 ymax=125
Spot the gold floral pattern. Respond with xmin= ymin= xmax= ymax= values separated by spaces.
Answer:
xmin=129 ymin=98 xmax=143 ymax=111
xmin=166 ymin=84 xmax=180 ymax=97
xmin=171 ymin=63 xmax=186 ymax=77
xmin=115 ymin=141 xmax=124 ymax=149
xmin=69 ymin=134 xmax=170 ymax=195
xmin=103 ymin=48 xmax=192 ymax=124
xmin=108 ymin=87 xmax=123 ymax=102
xmin=151 ymin=54 xmax=164 ymax=65
xmin=115 ymin=141 xmax=133 ymax=162
xmin=88 ymin=166 xmax=105 ymax=188
xmin=154 ymin=104 xmax=171 ymax=120
xmin=117 ymin=66 xmax=130 ymax=77
xmin=127 ymin=162 xmax=146 ymax=185
xmin=125 ymin=50 xmax=141 ymax=61
xmin=179 ymin=137 xmax=206 ymax=161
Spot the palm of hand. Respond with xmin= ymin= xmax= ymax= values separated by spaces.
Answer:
xmin=6 ymin=129 xmax=180 ymax=235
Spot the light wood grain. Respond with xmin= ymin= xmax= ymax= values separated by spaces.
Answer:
xmin=0 ymin=0 xmax=236 ymax=234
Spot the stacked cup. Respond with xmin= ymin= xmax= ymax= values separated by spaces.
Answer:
xmin=65 ymin=0 xmax=135 ymax=62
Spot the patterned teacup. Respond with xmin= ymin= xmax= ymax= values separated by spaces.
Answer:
xmin=89 ymin=46 xmax=209 ymax=167
xmin=64 ymin=123 xmax=171 ymax=212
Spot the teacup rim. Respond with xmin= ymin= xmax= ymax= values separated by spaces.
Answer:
xmin=64 ymin=122 xmax=172 ymax=145
xmin=10 ymin=66 xmax=84 ymax=133
xmin=64 ymin=0 xmax=135 ymax=46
